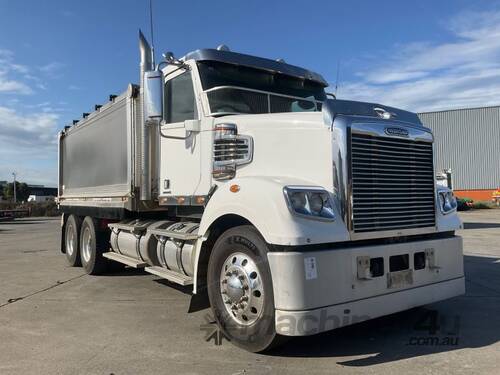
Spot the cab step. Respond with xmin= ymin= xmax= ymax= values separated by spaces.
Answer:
xmin=102 ymin=252 xmax=148 ymax=268
xmin=145 ymin=266 xmax=193 ymax=286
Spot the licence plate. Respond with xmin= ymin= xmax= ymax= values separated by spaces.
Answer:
xmin=387 ymin=269 xmax=413 ymax=289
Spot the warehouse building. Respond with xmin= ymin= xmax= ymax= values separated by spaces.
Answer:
xmin=418 ymin=106 xmax=500 ymax=201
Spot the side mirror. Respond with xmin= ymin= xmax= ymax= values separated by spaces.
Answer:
xmin=144 ymin=70 xmax=163 ymax=120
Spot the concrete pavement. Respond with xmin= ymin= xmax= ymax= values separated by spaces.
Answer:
xmin=0 ymin=211 xmax=499 ymax=374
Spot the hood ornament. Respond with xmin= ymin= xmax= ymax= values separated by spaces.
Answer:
xmin=373 ymin=107 xmax=395 ymax=120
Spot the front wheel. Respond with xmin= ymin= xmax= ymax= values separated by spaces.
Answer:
xmin=80 ymin=216 xmax=109 ymax=275
xmin=207 ymin=225 xmax=286 ymax=352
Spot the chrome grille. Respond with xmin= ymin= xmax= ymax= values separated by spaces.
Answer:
xmin=351 ymin=132 xmax=435 ymax=233
xmin=213 ymin=137 xmax=251 ymax=164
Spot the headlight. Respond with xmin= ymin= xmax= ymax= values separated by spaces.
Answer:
xmin=283 ymin=187 xmax=335 ymax=221
xmin=438 ymin=190 xmax=457 ymax=214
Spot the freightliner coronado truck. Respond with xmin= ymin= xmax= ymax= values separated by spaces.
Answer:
xmin=58 ymin=32 xmax=465 ymax=352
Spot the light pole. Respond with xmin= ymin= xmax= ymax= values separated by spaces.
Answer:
xmin=12 ymin=172 xmax=16 ymax=204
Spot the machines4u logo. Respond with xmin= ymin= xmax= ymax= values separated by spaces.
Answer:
xmin=407 ymin=309 xmax=460 ymax=346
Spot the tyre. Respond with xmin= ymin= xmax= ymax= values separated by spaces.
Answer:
xmin=65 ymin=215 xmax=82 ymax=267
xmin=207 ymin=225 xmax=286 ymax=352
xmin=80 ymin=216 xmax=109 ymax=275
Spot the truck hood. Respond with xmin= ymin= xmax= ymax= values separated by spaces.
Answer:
xmin=214 ymin=110 xmax=334 ymax=205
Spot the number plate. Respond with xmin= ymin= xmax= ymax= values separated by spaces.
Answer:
xmin=387 ymin=269 xmax=413 ymax=289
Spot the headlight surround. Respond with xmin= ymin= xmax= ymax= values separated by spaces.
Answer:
xmin=437 ymin=190 xmax=457 ymax=214
xmin=283 ymin=186 xmax=335 ymax=221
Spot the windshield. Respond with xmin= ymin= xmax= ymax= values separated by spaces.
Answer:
xmin=197 ymin=61 xmax=326 ymax=115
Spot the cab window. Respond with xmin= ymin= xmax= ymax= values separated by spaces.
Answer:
xmin=164 ymin=72 xmax=197 ymax=123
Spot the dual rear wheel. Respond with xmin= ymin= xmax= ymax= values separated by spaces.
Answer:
xmin=64 ymin=215 xmax=109 ymax=275
xmin=64 ymin=214 xmax=81 ymax=267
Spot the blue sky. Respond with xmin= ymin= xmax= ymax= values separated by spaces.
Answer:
xmin=0 ymin=0 xmax=498 ymax=186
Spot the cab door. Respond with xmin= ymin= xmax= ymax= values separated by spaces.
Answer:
xmin=159 ymin=68 xmax=201 ymax=198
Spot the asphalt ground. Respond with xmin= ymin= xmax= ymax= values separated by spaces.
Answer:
xmin=0 ymin=210 xmax=499 ymax=375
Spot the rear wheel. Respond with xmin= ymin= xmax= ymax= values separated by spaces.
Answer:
xmin=207 ymin=225 xmax=286 ymax=352
xmin=64 ymin=215 xmax=82 ymax=267
xmin=80 ymin=216 xmax=109 ymax=275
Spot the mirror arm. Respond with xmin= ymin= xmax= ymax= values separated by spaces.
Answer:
xmin=158 ymin=119 xmax=200 ymax=139
xmin=159 ymin=128 xmax=193 ymax=140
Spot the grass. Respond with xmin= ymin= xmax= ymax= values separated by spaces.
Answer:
xmin=472 ymin=201 xmax=496 ymax=209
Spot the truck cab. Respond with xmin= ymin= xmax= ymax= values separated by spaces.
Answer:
xmin=155 ymin=47 xmax=329 ymax=200
xmin=57 ymin=34 xmax=464 ymax=352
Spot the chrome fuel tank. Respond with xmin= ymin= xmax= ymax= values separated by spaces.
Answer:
xmin=110 ymin=219 xmax=174 ymax=266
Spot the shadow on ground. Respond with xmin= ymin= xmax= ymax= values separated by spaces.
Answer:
xmin=264 ymin=254 xmax=500 ymax=366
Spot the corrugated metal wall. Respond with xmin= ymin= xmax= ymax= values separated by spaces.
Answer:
xmin=418 ymin=106 xmax=500 ymax=190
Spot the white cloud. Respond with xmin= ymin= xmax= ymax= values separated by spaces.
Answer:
xmin=0 ymin=109 xmax=58 ymax=183
xmin=0 ymin=105 xmax=60 ymax=184
xmin=0 ymin=106 xmax=59 ymax=149
xmin=39 ymin=62 xmax=65 ymax=78
xmin=339 ymin=9 xmax=500 ymax=112
xmin=0 ymin=50 xmax=34 ymax=95
xmin=0 ymin=50 xmax=66 ymax=185
xmin=9 ymin=63 xmax=29 ymax=74
xmin=0 ymin=77 xmax=33 ymax=94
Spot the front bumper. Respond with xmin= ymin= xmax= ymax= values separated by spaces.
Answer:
xmin=267 ymin=235 xmax=465 ymax=336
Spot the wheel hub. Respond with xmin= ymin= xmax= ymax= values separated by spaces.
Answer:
xmin=219 ymin=252 xmax=264 ymax=326
xmin=226 ymin=274 xmax=245 ymax=303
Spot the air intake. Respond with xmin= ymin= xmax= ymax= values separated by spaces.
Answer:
xmin=212 ymin=124 xmax=253 ymax=180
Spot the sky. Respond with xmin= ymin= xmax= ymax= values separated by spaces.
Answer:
xmin=0 ymin=0 xmax=499 ymax=186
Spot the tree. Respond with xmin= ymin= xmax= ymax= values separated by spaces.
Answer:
xmin=3 ymin=182 xmax=30 ymax=202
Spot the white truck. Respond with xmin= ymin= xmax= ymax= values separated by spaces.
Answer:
xmin=58 ymin=32 xmax=465 ymax=352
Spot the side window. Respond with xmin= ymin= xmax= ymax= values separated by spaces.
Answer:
xmin=164 ymin=72 xmax=197 ymax=123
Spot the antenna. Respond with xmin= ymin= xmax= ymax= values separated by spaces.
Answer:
xmin=334 ymin=60 xmax=341 ymax=97
xmin=149 ymin=0 xmax=155 ymax=67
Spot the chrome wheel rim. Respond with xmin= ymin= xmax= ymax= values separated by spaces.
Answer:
xmin=66 ymin=224 xmax=74 ymax=257
xmin=219 ymin=252 xmax=264 ymax=326
xmin=81 ymin=227 xmax=92 ymax=263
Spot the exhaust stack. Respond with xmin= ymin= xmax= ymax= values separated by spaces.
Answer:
xmin=139 ymin=30 xmax=154 ymax=201
xmin=139 ymin=30 xmax=154 ymax=88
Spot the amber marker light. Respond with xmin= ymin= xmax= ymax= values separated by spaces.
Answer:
xmin=230 ymin=184 xmax=240 ymax=193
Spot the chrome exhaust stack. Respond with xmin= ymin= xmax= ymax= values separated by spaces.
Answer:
xmin=139 ymin=30 xmax=155 ymax=201
xmin=139 ymin=30 xmax=154 ymax=88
